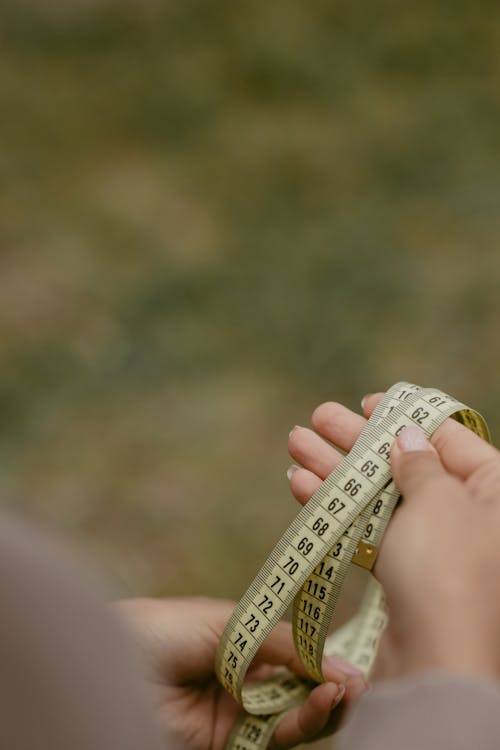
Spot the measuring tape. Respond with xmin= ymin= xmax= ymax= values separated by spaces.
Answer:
xmin=215 ymin=383 xmax=491 ymax=750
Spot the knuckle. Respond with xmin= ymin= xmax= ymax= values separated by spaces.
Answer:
xmin=397 ymin=451 xmax=435 ymax=475
xmin=466 ymin=457 xmax=500 ymax=499
xmin=397 ymin=453 xmax=460 ymax=497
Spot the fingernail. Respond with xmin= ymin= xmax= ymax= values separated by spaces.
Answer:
xmin=398 ymin=426 xmax=431 ymax=452
xmin=330 ymin=684 xmax=346 ymax=709
xmin=361 ymin=394 xmax=371 ymax=411
xmin=286 ymin=464 xmax=299 ymax=480
xmin=289 ymin=425 xmax=300 ymax=437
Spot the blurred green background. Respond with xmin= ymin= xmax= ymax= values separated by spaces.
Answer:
xmin=1 ymin=0 xmax=499 ymax=617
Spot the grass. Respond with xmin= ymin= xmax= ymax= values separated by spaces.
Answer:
xmin=1 ymin=0 xmax=499 ymax=610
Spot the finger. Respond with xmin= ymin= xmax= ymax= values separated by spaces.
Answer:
xmin=288 ymin=426 xmax=343 ymax=480
xmin=114 ymin=597 xmax=238 ymax=683
xmin=270 ymin=682 xmax=345 ymax=750
xmin=361 ymin=392 xmax=384 ymax=417
xmin=324 ymin=666 xmax=366 ymax=707
xmin=256 ymin=621 xmax=347 ymax=684
xmin=362 ymin=391 xmax=497 ymax=480
xmin=429 ymin=418 xmax=498 ymax=481
xmin=287 ymin=466 xmax=322 ymax=506
xmin=390 ymin=426 xmax=465 ymax=502
xmin=323 ymin=654 xmax=364 ymax=679
xmin=311 ymin=402 xmax=367 ymax=454
xmin=323 ymin=664 xmax=367 ymax=720
xmin=285 ymin=674 xmax=367 ymax=745
xmin=343 ymin=673 xmax=367 ymax=705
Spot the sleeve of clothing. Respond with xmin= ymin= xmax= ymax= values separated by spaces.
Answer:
xmin=338 ymin=672 xmax=500 ymax=750
xmin=0 ymin=511 xmax=165 ymax=750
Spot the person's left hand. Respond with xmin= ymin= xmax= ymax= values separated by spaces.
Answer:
xmin=114 ymin=597 xmax=366 ymax=750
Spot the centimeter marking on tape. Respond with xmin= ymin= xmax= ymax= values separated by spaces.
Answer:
xmin=215 ymin=383 xmax=491 ymax=750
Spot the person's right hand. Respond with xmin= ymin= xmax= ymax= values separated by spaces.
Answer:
xmin=288 ymin=393 xmax=500 ymax=683
xmin=113 ymin=597 xmax=365 ymax=750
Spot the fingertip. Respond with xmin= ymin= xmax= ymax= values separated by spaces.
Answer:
xmin=361 ymin=392 xmax=384 ymax=417
xmin=311 ymin=401 xmax=337 ymax=430
xmin=271 ymin=682 xmax=342 ymax=749
xmin=390 ymin=427 xmax=438 ymax=474
xmin=344 ymin=673 xmax=368 ymax=704
xmin=390 ymin=428 xmax=449 ymax=498
xmin=330 ymin=682 xmax=346 ymax=709
xmin=289 ymin=467 xmax=323 ymax=506
xmin=360 ymin=394 xmax=371 ymax=411
xmin=307 ymin=681 xmax=345 ymax=718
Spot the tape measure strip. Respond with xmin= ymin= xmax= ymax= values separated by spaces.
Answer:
xmin=216 ymin=383 xmax=491 ymax=750
xmin=291 ymin=382 xmax=424 ymax=681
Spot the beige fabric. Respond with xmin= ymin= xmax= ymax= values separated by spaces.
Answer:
xmin=339 ymin=672 xmax=500 ymax=750
xmin=0 ymin=512 xmax=163 ymax=750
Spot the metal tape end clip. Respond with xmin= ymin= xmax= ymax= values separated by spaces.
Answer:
xmin=352 ymin=541 xmax=378 ymax=570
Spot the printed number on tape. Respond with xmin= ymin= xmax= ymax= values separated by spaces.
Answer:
xmin=215 ymin=383 xmax=491 ymax=750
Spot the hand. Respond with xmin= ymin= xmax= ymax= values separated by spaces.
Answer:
xmin=287 ymin=393 xmax=500 ymax=682
xmin=114 ymin=597 xmax=366 ymax=750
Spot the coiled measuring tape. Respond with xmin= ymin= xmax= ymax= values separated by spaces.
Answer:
xmin=215 ymin=383 xmax=491 ymax=750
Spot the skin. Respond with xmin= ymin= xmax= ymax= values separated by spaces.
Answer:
xmin=288 ymin=392 xmax=500 ymax=682
xmin=113 ymin=389 xmax=500 ymax=749
xmin=114 ymin=597 xmax=366 ymax=750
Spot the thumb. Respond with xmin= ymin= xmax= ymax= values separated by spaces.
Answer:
xmin=255 ymin=620 xmax=349 ymax=684
xmin=390 ymin=426 xmax=456 ymax=501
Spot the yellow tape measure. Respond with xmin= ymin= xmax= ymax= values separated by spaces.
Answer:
xmin=215 ymin=383 xmax=491 ymax=750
